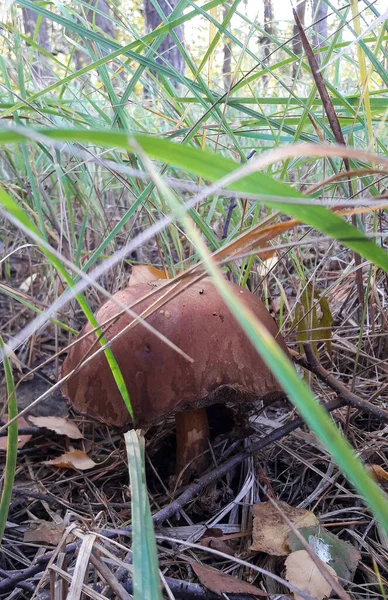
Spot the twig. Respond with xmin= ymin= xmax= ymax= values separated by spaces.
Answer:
xmin=11 ymin=487 xmax=131 ymax=511
xmin=122 ymin=574 xmax=261 ymax=599
xmin=293 ymin=6 xmax=364 ymax=308
xmin=222 ymin=197 xmax=237 ymax=239
xmin=298 ymin=344 xmax=388 ymax=422
xmin=90 ymin=553 xmax=132 ymax=600
xmin=222 ymin=149 xmax=256 ymax=240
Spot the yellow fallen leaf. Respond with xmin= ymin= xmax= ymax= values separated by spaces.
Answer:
xmin=366 ymin=464 xmax=388 ymax=483
xmin=285 ymin=550 xmax=337 ymax=600
xmin=129 ymin=265 xmax=167 ymax=285
xmin=45 ymin=449 xmax=97 ymax=471
xmin=250 ymin=501 xmax=318 ymax=556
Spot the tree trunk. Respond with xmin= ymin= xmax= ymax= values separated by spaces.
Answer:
xmin=144 ymin=0 xmax=185 ymax=89
xmin=312 ymin=0 xmax=328 ymax=66
xmin=86 ymin=0 xmax=114 ymax=38
xmin=22 ymin=6 xmax=52 ymax=82
xmin=222 ymin=3 xmax=232 ymax=91
xmin=74 ymin=0 xmax=115 ymax=71
xmin=292 ymin=0 xmax=306 ymax=78
xmin=261 ymin=0 xmax=273 ymax=89
xmin=263 ymin=0 xmax=273 ymax=60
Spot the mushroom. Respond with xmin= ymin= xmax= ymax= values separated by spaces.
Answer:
xmin=62 ymin=278 xmax=289 ymax=478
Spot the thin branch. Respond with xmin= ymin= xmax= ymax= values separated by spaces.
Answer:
xmin=297 ymin=344 xmax=388 ymax=422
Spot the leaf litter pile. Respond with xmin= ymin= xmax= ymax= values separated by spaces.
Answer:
xmin=1 ymin=243 xmax=388 ymax=600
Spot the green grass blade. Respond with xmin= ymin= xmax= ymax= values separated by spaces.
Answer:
xmin=125 ymin=430 xmax=162 ymax=600
xmin=0 ymin=127 xmax=386 ymax=272
xmin=0 ymin=337 xmax=18 ymax=545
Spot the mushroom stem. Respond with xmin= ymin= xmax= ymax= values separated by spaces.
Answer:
xmin=175 ymin=407 xmax=210 ymax=479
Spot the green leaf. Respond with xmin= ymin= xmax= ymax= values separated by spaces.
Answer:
xmin=0 ymin=337 xmax=18 ymax=545
xmin=125 ymin=430 xmax=162 ymax=600
xmin=288 ymin=525 xmax=360 ymax=581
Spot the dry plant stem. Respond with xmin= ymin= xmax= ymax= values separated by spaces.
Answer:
xmin=299 ymin=345 xmax=388 ymax=422
xmin=89 ymin=553 xmax=131 ymax=600
xmin=292 ymin=7 xmax=364 ymax=308
xmin=121 ymin=574 xmax=254 ymax=600
xmin=175 ymin=408 xmax=210 ymax=479
xmin=0 ymin=398 xmax=346 ymax=594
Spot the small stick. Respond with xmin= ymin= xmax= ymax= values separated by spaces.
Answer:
xmin=222 ymin=150 xmax=256 ymax=240
xmin=90 ymin=553 xmax=132 ymax=600
xmin=222 ymin=197 xmax=237 ymax=239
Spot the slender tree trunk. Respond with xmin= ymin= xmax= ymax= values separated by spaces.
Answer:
xmin=22 ymin=6 xmax=52 ymax=82
xmin=263 ymin=0 xmax=273 ymax=61
xmin=261 ymin=0 xmax=273 ymax=89
xmin=144 ymin=0 xmax=185 ymax=89
xmin=292 ymin=0 xmax=306 ymax=78
xmin=312 ymin=0 xmax=328 ymax=66
xmin=88 ymin=0 xmax=114 ymax=38
xmin=222 ymin=3 xmax=232 ymax=91
xmin=75 ymin=0 xmax=115 ymax=71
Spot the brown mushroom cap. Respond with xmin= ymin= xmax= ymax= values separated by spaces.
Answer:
xmin=62 ymin=278 xmax=289 ymax=427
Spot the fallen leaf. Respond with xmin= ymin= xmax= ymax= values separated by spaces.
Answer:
xmin=201 ymin=535 xmax=235 ymax=556
xmin=201 ymin=527 xmax=223 ymax=538
xmin=288 ymin=525 xmax=361 ymax=581
xmin=45 ymin=449 xmax=97 ymax=470
xmin=285 ymin=550 xmax=337 ymax=600
xmin=0 ymin=415 xmax=32 ymax=450
xmin=24 ymin=520 xmax=68 ymax=545
xmin=200 ymin=527 xmax=235 ymax=555
xmin=191 ymin=562 xmax=267 ymax=597
xmin=257 ymin=251 xmax=278 ymax=277
xmin=250 ymin=501 xmax=318 ymax=556
xmin=29 ymin=416 xmax=83 ymax=439
xmin=366 ymin=464 xmax=388 ymax=483
xmin=19 ymin=273 xmax=38 ymax=293
xmin=129 ymin=265 xmax=167 ymax=285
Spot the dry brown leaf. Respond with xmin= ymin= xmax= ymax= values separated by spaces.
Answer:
xmin=215 ymin=220 xmax=298 ymax=265
xmin=191 ymin=562 xmax=267 ymax=597
xmin=200 ymin=527 xmax=235 ymax=555
xmin=250 ymin=501 xmax=318 ymax=556
xmin=45 ymin=449 xmax=97 ymax=470
xmin=129 ymin=265 xmax=167 ymax=285
xmin=366 ymin=464 xmax=388 ymax=483
xmin=285 ymin=550 xmax=337 ymax=600
xmin=201 ymin=535 xmax=235 ymax=556
xmin=0 ymin=415 xmax=32 ymax=450
xmin=29 ymin=416 xmax=83 ymax=439
xmin=24 ymin=520 xmax=68 ymax=545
